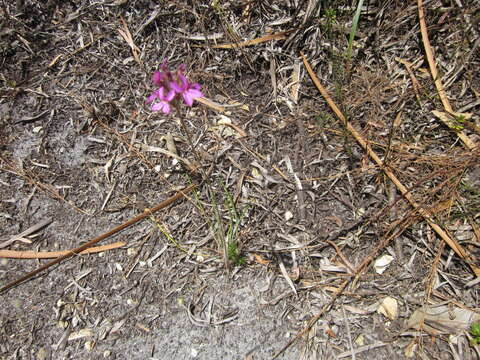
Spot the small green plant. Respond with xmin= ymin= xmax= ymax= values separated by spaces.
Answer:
xmin=460 ymin=183 xmax=480 ymax=199
xmin=325 ymin=8 xmax=337 ymax=33
xmin=315 ymin=113 xmax=334 ymax=129
xmin=190 ymin=176 xmax=248 ymax=268
xmin=470 ymin=322 xmax=480 ymax=346
xmin=222 ymin=180 xmax=247 ymax=267
xmin=227 ymin=241 xmax=246 ymax=266
xmin=450 ymin=113 xmax=466 ymax=132
xmin=346 ymin=0 xmax=364 ymax=61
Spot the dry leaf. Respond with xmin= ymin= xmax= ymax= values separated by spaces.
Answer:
xmin=284 ymin=211 xmax=293 ymax=221
xmin=251 ymin=167 xmax=263 ymax=181
xmin=68 ymin=328 xmax=93 ymax=341
xmin=374 ymin=254 xmax=394 ymax=274
xmin=291 ymin=61 xmax=301 ymax=103
xmin=117 ymin=17 xmax=141 ymax=65
xmin=404 ymin=341 xmax=416 ymax=358
xmin=324 ymin=326 xmax=337 ymax=338
xmin=355 ymin=334 xmax=365 ymax=346
xmin=377 ymin=296 xmax=398 ymax=320
xmin=252 ymin=253 xmax=271 ymax=266
xmin=406 ymin=304 xmax=480 ymax=335
xmin=210 ymin=115 xmax=243 ymax=138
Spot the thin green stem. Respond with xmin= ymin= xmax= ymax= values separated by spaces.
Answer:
xmin=346 ymin=0 xmax=364 ymax=61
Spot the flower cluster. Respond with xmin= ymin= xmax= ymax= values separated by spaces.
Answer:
xmin=146 ymin=61 xmax=203 ymax=114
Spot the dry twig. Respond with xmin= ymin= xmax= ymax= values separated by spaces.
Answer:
xmin=211 ymin=30 xmax=293 ymax=49
xmin=0 ymin=185 xmax=195 ymax=294
xmin=0 ymin=242 xmax=125 ymax=259
xmin=118 ymin=17 xmax=142 ymax=66
xmin=417 ymin=0 xmax=476 ymax=150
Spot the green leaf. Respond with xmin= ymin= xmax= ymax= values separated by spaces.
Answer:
xmin=471 ymin=322 xmax=480 ymax=337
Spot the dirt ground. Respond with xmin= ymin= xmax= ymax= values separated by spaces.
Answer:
xmin=1 ymin=1 xmax=479 ymax=359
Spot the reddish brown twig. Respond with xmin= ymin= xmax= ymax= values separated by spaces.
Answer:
xmin=0 ymin=185 xmax=195 ymax=294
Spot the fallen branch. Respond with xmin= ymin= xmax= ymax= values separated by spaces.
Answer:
xmin=0 ymin=185 xmax=195 ymax=294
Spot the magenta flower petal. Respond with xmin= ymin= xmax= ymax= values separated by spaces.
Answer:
xmin=183 ymin=88 xmax=203 ymax=106
xmin=169 ymin=80 xmax=183 ymax=94
xmin=160 ymin=59 xmax=169 ymax=72
xmin=151 ymin=101 xmax=171 ymax=114
xmin=155 ymin=87 xmax=174 ymax=102
xmin=183 ymin=94 xmax=193 ymax=106
xmin=188 ymin=88 xmax=203 ymax=98
xmin=179 ymin=74 xmax=188 ymax=86
xmin=146 ymin=92 xmax=157 ymax=104
xmin=165 ymin=89 xmax=175 ymax=102
xmin=190 ymin=82 xmax=201 ymax=90
xmin=157 ymin=87 xmax=165 ymax=98
xmin=152 ymin=71 xmax=164 ymax=86
xmin=147 ymin=65 xmax=204 ymax=113
xmin=172 ymin=74 xmax=189 ymax=93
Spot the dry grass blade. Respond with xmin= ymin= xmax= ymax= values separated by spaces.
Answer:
xmin=118 ymin=16 xmax=142 ymax=66
xmin=140 ymin=144 xmax=198 ymax=172
xmin=0 ymin=185 xmax=195 ymax=294
xmin=417 ymin=0 xmax=476 ymax=150
xmin=425 ymin=235 xmax=445 ymax=302
xmin=0 ymin=242 xmax=125 ymax=259
xmin=395 ymin=57 xmax=423 ymax=106
xmin=300 ymin=52 xmax=480 ymax=277
xmin=432 ymin=110 xmax=479 ymax=148
xmin=291 ymin=60 xmax=301 ymax=103
xmin=0 ymin=218 xmax=52 ymax=249
xmin=278 ymin=258 xmax=297 ymax=296
xmin=195 ymin=96 xmax=226 ymax=112
xmin=417 ymin=0 xmax=452 ymax=113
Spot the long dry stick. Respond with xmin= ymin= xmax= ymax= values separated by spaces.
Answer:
xmin=417 ymin=0 xmax=452 ymax=113
xmin=417 ymin=0 xmax=476 ymax=150
xmin=0 ymin=185 xmax=195 ymax=294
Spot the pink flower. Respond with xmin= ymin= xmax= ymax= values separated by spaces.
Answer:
xmin=170 ymin=74 xmax=204 ymax=107
xmin=146 ymin=62 xmax=203 ymax=113
xmin=146 ymin=87 xmax=175 ymax=114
